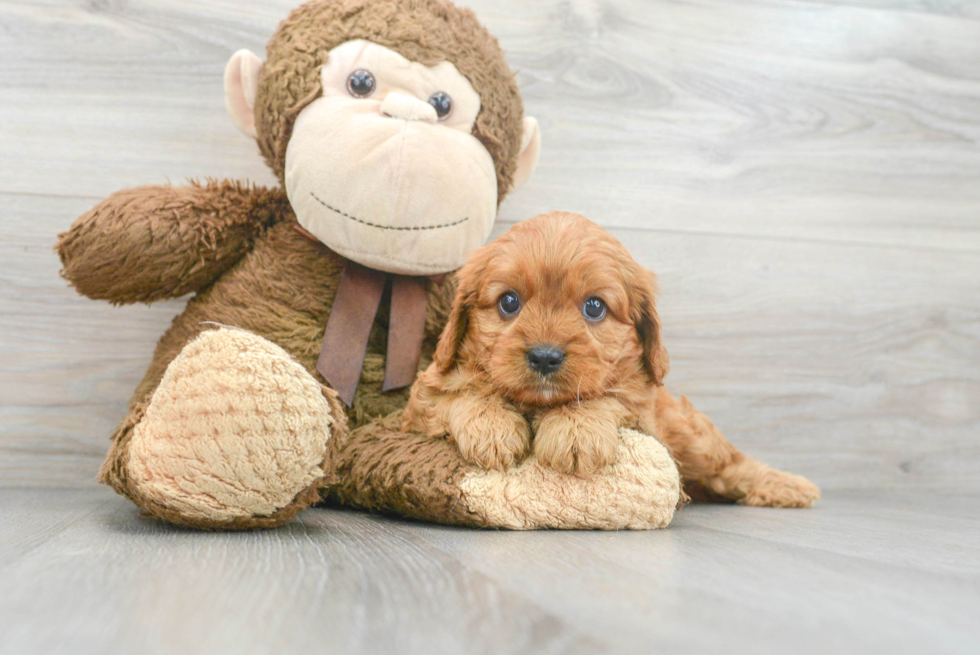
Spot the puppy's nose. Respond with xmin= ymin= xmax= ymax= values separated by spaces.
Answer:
xmin=526 ymin=345 xmax=565 ymax=376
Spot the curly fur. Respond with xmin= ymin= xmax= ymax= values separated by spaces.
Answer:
xmin=404 ymin=212 xmax=822 ymax=506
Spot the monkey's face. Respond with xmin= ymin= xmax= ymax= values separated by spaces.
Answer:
xmin=226 ymin=0 xmax=542 ymax=276
xmin=282 ymin=40 xmax=498 ymax=275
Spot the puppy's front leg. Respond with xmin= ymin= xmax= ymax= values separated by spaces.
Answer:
xmin=446 ymin=394 xmax=531 ymax=471
xmin=532 ymin=397 xmax=624 ymax=478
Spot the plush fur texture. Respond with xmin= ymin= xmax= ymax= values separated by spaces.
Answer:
xmin=83 ymin=200 xmax=460 ymax=500
xmin=404 ymin=212 xmax=821 ymax=506
xmin=57 ymin=0 xmax=522 ymax=527
xmin=127 ymin=328 xmax=339 ymax=527
xmin=256 ymin=0 xmax=524 ymax=197
xmin=325 ymin=414 xmax=681 ymax=530
xmin=456 ymin=427 xmax=680 ymax=529
xmin=57 ymin=180 xmax=289 ymax=304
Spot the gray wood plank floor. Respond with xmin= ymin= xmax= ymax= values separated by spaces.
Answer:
xmin=1 ymin=0 xmax=979 ymax=653
xmin=1 ymin=489 xmax=978 ymax=655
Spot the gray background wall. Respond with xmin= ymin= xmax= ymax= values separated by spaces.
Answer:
xmin=2 ymin=0 xmax=979 ymax=492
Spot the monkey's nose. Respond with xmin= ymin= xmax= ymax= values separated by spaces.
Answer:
xmin=380 ymin=92 xmax=438 ymax=123
xmin=526 ymin=345 xmax=565 ymax=376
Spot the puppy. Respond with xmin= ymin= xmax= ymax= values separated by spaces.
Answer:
xmin=403 ymin=212 xmax=820 ymax=507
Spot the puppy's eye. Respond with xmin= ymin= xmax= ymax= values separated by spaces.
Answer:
xmin=582 ymin=297 xmax=607 ymax=321
xmin=428 ymin=91 xmax=453 ymax=120
xmin=498 ymin=291 xmax=521 ymax=317
xmin=347 ymin=70 xmax=376 ymax=98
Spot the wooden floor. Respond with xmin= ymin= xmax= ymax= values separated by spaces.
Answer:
xmin=1 ymin=488 xmax=978 ymax=654
xmin=1 ymin=0 xmax=979 ymax=653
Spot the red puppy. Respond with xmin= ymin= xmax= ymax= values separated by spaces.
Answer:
xmin=403 ymin=211 xmax=819 ymax=506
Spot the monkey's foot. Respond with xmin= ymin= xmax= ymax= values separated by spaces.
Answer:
xmin=122 ymin=328 xmax=342 ymax=529
xmin=739 ymin=467 xmax=821 ymax=508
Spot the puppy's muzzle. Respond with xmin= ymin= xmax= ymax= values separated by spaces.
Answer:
xmin=526 ymin=345 xmax=565 ymax=376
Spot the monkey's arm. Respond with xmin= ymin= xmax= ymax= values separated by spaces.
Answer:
xmin=57 ymin=180 xmax=289 ymax=304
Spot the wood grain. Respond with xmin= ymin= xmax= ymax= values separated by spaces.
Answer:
xmin=0 ymin=489 xmax=977 ymax=654
xmin=2 ymin=2 xmax=980 ymax=653
xmin=1 ymin=0 xmax=979 ymax=494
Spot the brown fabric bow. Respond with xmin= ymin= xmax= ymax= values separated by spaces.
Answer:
xmin=316 ymin=261 xmax=428 ymax=406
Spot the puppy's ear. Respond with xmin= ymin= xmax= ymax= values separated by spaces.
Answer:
xmin=627 ymin=266 xmax=670 ymax=385
xmin=433 ymin=243 xmax=493 ymax=373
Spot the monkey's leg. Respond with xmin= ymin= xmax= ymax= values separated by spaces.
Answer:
xmin=57 ymin=180 xmax=289 ymax=305
xmin=100 ymin=327 xmax=346 ymax=530
xmin=654 ymin=388 xmax=820 ymax=508
xmin=324 ymin=415 xmax=682 ymax=530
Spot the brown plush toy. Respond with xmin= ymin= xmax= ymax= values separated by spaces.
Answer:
xmin=56 ymin=0 xmax=689 ymax=530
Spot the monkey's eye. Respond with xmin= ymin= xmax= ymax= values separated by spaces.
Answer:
xmin=582 ymin=297 xmax=607 ymax=321
xmin=498 ymin=291 xmax=521 ymax=317
xmin=346 ymin=70 xmax=376 ymax=98
xmin=428 ymin=91 xmax=453 ymax=120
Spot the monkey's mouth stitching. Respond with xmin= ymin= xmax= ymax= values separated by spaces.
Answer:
xmin=310 ymin=192 xmax=469 ymax=231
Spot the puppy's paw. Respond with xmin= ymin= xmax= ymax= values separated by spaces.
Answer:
xmin=533 ymin=409 xmax=618 ymax=478
xmin=449 ymin=403 xmax=531 ymax=471
xmin=740 ymin=468 xmax=821 ymax=508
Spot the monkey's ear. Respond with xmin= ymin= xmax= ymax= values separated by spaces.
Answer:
xmin=224 ymin=49 xmax=264 ymax=139
xmin=511 ymin=116 xmax=541 ymax=191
